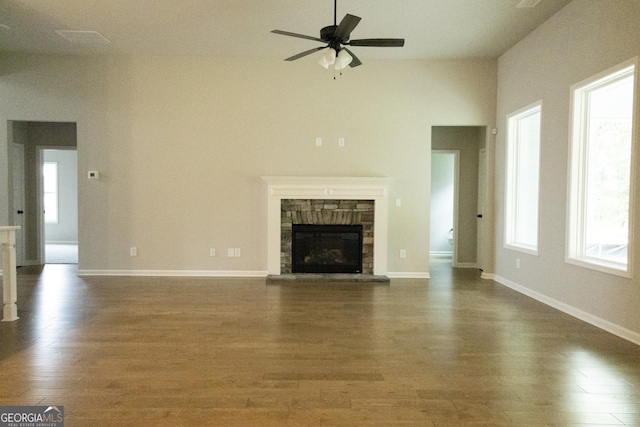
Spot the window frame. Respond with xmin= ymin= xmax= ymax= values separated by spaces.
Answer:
xmin=566 ymin=58 xmax=638 ymax=278
xmin=504 ymin=100 xmax=543 ymax=256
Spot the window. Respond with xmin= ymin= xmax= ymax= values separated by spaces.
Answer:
xmin=43 ymin=162 xmax=58 ymax=224
xmin=504 ymin=101 xmax=542 ymax=254
xmin=567 ymin=59 xmax=637 ymax=277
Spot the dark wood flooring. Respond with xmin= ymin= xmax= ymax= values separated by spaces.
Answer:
xmin=1 ymin=264 xmax=639 ymax=426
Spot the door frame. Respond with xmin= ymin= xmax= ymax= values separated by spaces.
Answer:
xmin=37 ymin=146 xmax=78 ymax=264
xmin=10 ymin=143 xmax=26 ymax=266
xmin=477 ymin=147 xmax=487 ymax=271
xmin=430 ymin=149 xmax=460 ymax=266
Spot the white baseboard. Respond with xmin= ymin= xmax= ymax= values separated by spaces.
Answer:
xmin=45 ymin=241 xmax=78 ymax=245
xmin=495 ymin=275 xmax=640 ymax=346
xmin=77 ymin=270 xmax=269 ymax=278
xmin=480 ymin=272 xmax=496 ymax=280
xmin=387 ymin=272 xmax=430 ymax=279
xmin=0 ymin=269 xmax=434 ymax=280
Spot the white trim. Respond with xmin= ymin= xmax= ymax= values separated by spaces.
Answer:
xmin=495 ymin=275 xmax=640 ymax=346
xmin=480 ymin=272 xmax=495 ymax=280
xmin=387 ymin=272 xmax=430 ymax=279
xmin=566 ymin=58 xmax=637 ymax=278
xmin=504 ymin=100 xmax=542 ymax=255
xmin=262 ymin=176 xmax=392 ymax=276
xmin=45 ymin=241 xmax=78 ymax=245
xmin=77 ymin=270 xmax=268 ymax=277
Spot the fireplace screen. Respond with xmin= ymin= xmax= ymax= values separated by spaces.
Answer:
xmin=292 ymin=224 xmax=363 ymax=273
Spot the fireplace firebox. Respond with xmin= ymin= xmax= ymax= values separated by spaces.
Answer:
xmin=292 ymin=224 xmax=363 ymax=274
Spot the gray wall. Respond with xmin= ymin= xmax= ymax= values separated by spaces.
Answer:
xmin=495 ymin=0 xmax=640 ymax=340
xmin=0 ymin=55 xmax=497 ymax=276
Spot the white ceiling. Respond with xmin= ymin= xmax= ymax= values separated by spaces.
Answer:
xmin=0 ymin=0 xmax=572 ymax=60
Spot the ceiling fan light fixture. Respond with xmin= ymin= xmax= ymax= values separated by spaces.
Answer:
xmin=318 ymin=48 xmax=337 ymax=68
xmin=334 ymin=49 xmax=353 ymax=70
xmin=273 ymin=0 xmax=404 ymax=71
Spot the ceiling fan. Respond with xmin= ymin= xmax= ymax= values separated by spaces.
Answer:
xmin=271 ymin=0 xmax=404 ymax=70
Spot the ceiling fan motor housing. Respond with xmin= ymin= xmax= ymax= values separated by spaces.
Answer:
xmin=321 ymin=25 xmax=339 ymax=41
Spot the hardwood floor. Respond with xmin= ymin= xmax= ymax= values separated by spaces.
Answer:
xmin=1 ymin=264 xmax=639 ymax=426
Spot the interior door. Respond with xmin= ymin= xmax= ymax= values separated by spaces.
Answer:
xmin=477 ymin=148 xmax=486 ymax=271
xmin=11 ymin=143 xmax=26 ymax=267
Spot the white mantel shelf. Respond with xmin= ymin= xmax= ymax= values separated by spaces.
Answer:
xmin=262 ymin=176 xmax=392 ymax=276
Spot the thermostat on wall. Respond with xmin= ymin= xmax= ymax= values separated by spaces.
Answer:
xmin=88 ymin=171 xmax=99 ymax=180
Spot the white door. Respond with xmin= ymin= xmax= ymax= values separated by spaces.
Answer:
xmin=477 ymin=148 xmax=487 ymax=271
xmin=11 ymin=143 xmax=26 ymax=267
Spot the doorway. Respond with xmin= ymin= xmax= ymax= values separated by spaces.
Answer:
xmin=7 ymin=121 xmax=78 ymax=266
xmin=41 ymin=148 xmax=78 ymax=264
xmin=431 ymin=126 xmax=486 ymax=269
xmin=430 ymin=151 xmax=459 ymax=265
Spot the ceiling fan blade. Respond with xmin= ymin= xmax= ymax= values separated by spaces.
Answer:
xmin=284 ymin=46 xmax=327 ymax=61
xmin=334 ymin=14 xmax=361 ymax=42
xmin=271 ymin=30 xmax=324 ymax=43
xmin=348 ymin=38 xmax=405 ymax=47
xmin=342 ymin=48 xmax=362 ymax=68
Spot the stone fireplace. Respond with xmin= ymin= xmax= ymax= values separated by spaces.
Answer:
xmin=281 ymin=200 xmax=374 ymax=274
xmin=262 ymin=176 xmax=391 ymax=276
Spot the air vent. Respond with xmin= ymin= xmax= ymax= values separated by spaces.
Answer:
xmin=55 ymin=30 xmax=111 ymax=44
xmin=517 ymin=0 xmax=542 ymax=7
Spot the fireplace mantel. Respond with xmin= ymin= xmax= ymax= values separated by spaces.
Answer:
xmin=262 ymin=176 xmax=391 ymax=275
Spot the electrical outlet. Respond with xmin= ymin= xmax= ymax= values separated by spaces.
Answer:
xmin=516 ymin=258 xmax=521 ymax=269
xmin=400 ymin=249 xmax=407 ymax=259
xmin=396 ymin=198 xmax=401 ymax=207
xmin=209 ymin=248 xmax=216 ymax=257
xmin=338 ymin=137 xmax=345 ymax=147
xmin=316 ymin=137 xmax=322 ymax=147
xmin=228 ymin=248 xmax=235 ymax=257
xmin=130 ymin=247 xmax=137 ymax=257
